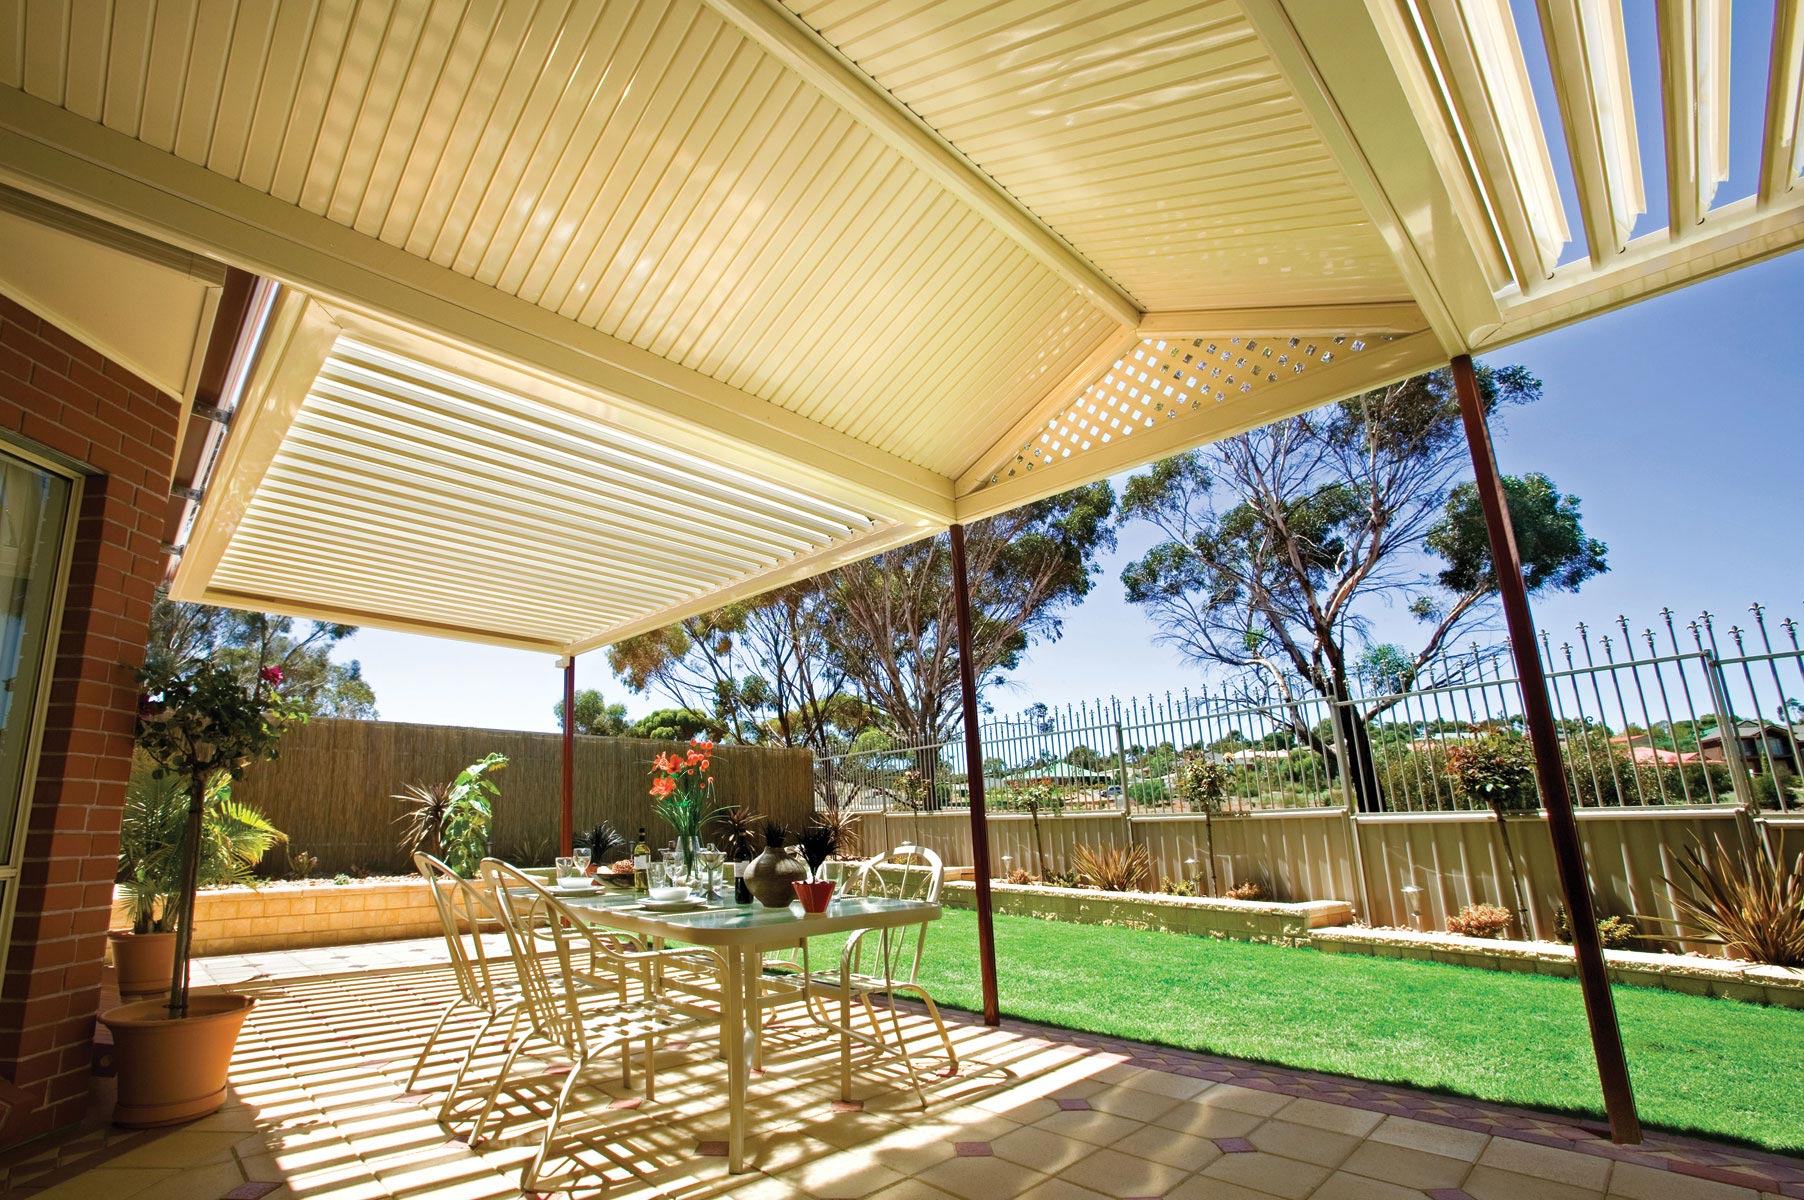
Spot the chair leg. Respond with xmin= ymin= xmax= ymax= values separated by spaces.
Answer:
xmin=881 ymin=989 xmax=928 ymax=1110
xmin=522 ymin=1053 xmax=589 ymax=1194
xmin=896 ymin=983 xmax=959 ymax=1073
xmin=435 ymin=1008 xmax=505 ymax=1122
xmin=644 ymin=1035 xmax=658 ymax=1103
xmin=859 ymin=993 xmax=885 ymax=1042
xmin=466 ymin=1023 xmax=532 ymax=1145
xmin=407 ymin=1000 xmax=460 ymax=1091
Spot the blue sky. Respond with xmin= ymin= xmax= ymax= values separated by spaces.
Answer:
xmin=338 ymin=14 xmax=1801 ymax=734
xmin=340 ymin=247 xmax=1804 ymax=734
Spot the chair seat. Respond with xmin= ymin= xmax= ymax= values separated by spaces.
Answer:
xmin=578 ymin=999 xmax=708 ymax=1047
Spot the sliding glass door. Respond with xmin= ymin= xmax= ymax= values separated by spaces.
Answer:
xmin=0 ymin=439 xmax=80 ymax=977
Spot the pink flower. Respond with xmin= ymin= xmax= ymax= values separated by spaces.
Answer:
xmin=259 ymin=666 xmax=284 ymax=685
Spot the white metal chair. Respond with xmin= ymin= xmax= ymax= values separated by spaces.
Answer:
xmin=475 ymin=859 xmax=711 ymax=1192
xmin=767 ymin=844 xmax=958 ymax=1088
xmin=407 ymin=853 xmax=520 ymax=1101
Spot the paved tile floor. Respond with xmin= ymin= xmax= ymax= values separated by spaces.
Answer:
xmin=3 ymin=936 xmax=1800 ymax=1200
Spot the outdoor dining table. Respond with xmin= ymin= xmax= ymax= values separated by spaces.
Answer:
xmin=550 ymin=888 xmax=942 ymax=1173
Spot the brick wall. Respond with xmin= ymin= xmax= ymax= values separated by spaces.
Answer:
xmin=0 ymin=294 xmax=181 ymax=1148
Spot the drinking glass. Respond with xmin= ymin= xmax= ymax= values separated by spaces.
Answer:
xmin=572 ymin=847 xmax=591 ymax=875
xmin=554 ymin=856 xmax=579 ymax=885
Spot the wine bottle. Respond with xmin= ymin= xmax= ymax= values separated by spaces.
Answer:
xmin=632 ymin=828 xmax=650 ymax=895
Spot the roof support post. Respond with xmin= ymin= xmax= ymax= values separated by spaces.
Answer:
xmin=1450 ymin=355 xmax=1640 ymax=1144
xmin=561 ymin=656 xmax=576 ymax=859
xmin=949 ymin=523 xmax=1000 ymax=1027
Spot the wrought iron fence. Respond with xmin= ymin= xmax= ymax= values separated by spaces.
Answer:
xmin=816 ymin=603 xmax=1804 ymax=816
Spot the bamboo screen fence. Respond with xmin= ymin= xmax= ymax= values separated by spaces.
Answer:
xmin=233 ymin=718 xmax=813 ymax=874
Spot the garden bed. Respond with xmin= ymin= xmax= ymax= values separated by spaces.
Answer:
xmin=1310 ymin=925 xmax=1804 ymax=1007
xmin=110 ymin=877 xmax=455 ymax=956
xmin=941 ymin=880 xmax=1352 ymax=945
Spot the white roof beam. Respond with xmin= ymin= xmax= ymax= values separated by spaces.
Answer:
xmin=1537 ymin=0 xmax=1646 ymax=260
xmin=697 ymin=0 xmax=1142 ymax=329
xmin=1760 ymin=0 xmax=1804 ymax=207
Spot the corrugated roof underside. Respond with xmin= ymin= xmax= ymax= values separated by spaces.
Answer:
xmin=1 ymin=0 xmax=1117 ymax=476
xmin=787 ymin=0 xmax=1412 ymax=310
xmin=208 ymin=340 xmax=889 ymax=647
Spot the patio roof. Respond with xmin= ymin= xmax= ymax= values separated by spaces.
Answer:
xmin=1 ymin=1 xmax=1799 ymax=654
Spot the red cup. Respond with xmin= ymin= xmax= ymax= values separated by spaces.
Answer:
xmin=793 ymin=879 xmax=835 ymax=914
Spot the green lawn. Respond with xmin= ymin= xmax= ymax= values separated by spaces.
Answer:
xmin=819 ymin=909 xmax=1804 ymax=1154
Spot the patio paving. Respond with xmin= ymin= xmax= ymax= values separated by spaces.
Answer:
xmin=3 ymin=937 xmax=1799 ymax=1200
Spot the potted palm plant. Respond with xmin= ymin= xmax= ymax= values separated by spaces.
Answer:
xmin=111 ymin=768 xmax=283 ymax=996
xmin=101 ymin=660 xmax=303 ymax=1126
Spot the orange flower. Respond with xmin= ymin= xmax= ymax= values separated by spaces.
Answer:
xmin=649 ymin=776 xmax=676 ymax=798
xmin=652 ymin=752 xmax=676 ymax=772
xmin=693 ymin=738 xmax=714 ymax=753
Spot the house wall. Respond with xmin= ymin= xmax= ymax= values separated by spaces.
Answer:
xmin=0 ymin=294 xmax=180 ymax=1149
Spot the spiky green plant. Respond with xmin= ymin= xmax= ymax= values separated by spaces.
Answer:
xmin=1660 ymin=836 xmax=1804 ymax=966
xmin=1071 ymin=843 xmax=1152 ymax=892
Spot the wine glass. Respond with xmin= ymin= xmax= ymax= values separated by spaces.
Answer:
xmin=572 ymin=846 xmax=592 ymax=876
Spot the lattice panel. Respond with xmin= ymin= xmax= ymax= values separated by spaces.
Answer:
xmin=985 ymin=334 xmax=1383 ymax=485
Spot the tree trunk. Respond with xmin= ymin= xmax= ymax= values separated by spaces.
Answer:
xmin=1330 ymin=689 xmax=1386 ymax=813
xmin=165 ymin=775 xmax=207 ymax=1018
xmin=1201 ymin=812 xmax=1219 ymax=896
xmin=1488 ymin=799 xmax=1531 ymax=936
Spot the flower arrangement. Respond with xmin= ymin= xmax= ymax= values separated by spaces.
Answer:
xmin=649 ymin=739 xmax=727 ymax=875
xmin=136 ymin=659 xmax=306 ymax=1016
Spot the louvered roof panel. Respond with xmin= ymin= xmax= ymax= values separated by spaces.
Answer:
xmin=786 ymin=0 xmax=1413 ymax=310
xmin=10 ymin=0 xmax=1114 ymax=477
xmin=206 ymin=338 xmax=896 ymax=651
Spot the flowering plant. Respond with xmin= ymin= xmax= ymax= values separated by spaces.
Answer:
xmin=649 ymin=740 xmax=728 ymax=870
xmin=135 ymin=657 xmax=306 ymax=1016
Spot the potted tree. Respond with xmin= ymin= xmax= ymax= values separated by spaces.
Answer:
xmin=110 ymin=768 xmax=283 ymax=996
xmin=101 ymin=661 xmax=303 ymax=1126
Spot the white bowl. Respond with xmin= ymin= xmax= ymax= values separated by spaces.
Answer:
xmin=648 ymin=886 xmax=690 ymax=903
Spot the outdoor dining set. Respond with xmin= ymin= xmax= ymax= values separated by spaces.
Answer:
xmin=409 ymin=844 xmax=956 ymax=1191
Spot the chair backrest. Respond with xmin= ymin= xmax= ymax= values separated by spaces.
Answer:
xmin=414 ymin=852 xmax=503 ymax=1010
xmin=480 ymin=858 xmax=594 ymax=1058
xmin=848 ymin=844 xmax=944 ymax=903
xmin=843 ymin=845 xmax=943 ymax=983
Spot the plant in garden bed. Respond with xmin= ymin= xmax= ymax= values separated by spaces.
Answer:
xmin=1224 ymin=879 xmax=1269 ymax=902
xmin=1173 ymin=752 xmax=1228 ymax=894
xmin=1072 ymin=843 xmax=1151 ymax=892
xmin=395 ymin=752 xmax=508 ymax=875
xmin=1656 ymin=835 xmax=1804 ymax=966
xmin=1554 ymin=904 xmax=1637 ymax=950
xmin=1445 ymin=726 xmax=1537 ymax=934
xmin=1448 ymin=903 xmax=1514 ymax=939
xmin=996 ymin=781 xmax=1065 ymax=879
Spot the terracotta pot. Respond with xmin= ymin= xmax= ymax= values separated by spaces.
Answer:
xmin=793 ymin=879 xmax=835 ymax=914
xmin=108 ymin=931 xmax=176 ymax=998
xmin=101 ymin=993 xmax=255 ymax=1127
xmin=743 ymin=844 xmax=807 ymax=908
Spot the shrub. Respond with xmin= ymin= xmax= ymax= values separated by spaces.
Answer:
xmin=396 ymin=752 xmax=508 ymax=875
xmin=118 ymin=770 xmax=285 ymax=934
xmin=1661 ymin=836 xmax=1804 ymax=966
xmin=1447 ymin=903 xmax=1513 ymax=939
xmin=1071 ymin=843 xmax=1152 ymax=892
xmin=1161 ymin=876 xmax=1199 ymax=897
xmin=1224 ymin=879 xmax=1268 ymax=902
xmin=288 ymin=849 xmax=318 ymax=880
xmin=1445 ymin=729 xmax=1539 ymax=812
xmin=1173 ymin=754 xmax=1228 ymax=814
xmin=1553 ymin=904 xmax=1638 ymax=949
xmin=1125 ymin=779 xmax=1167 ymax=804
xmin=1006 ymin=868 xmax=1039 ymax=885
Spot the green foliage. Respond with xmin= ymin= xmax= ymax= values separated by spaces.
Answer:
xmin=437 ymin=753 xmax=508 ymax=877
xmin=118 ymin=770 xmax=285 ymax=934
xmin=1173 ymin=753 xmax=1228 ymax=814
xmin=147 ymin=586 xmax=376 ymax=718
xmin=1429 ymin=473 xmax=1608 ymax=596
xmin=1161 ymin=876 xmax=1199 ymax=897
xmin=1071 ymin=843 xmax=1151 ymax=892
xmin=990 ymin=781 xmax=1068 ymax=815
xmin=1126 ymin=779 xmax=1168 ymax=804
xmin=1660 ymin=837 xmax=1804 ymax=966
xmin=1444 ymin=729 xmax=1540 ymax=812
xmin=1553 ymin=904 xmax=1638 ymax=950
xmin=555 ymin=687 xmax=630 ymax=736
xmin=626 ymin=708 xmax=727 ymax=742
